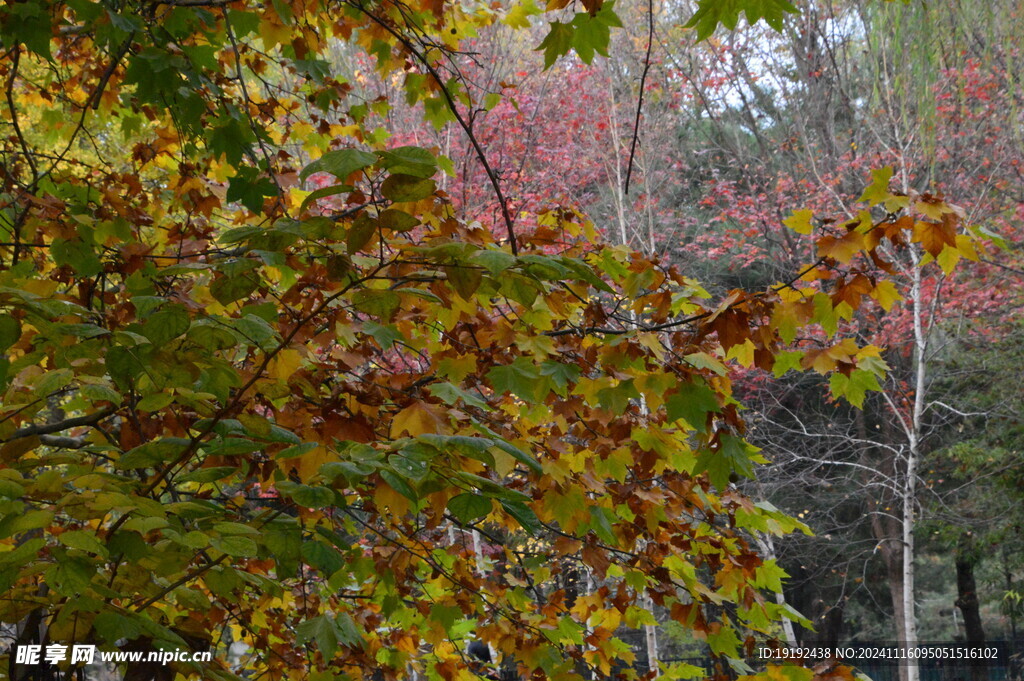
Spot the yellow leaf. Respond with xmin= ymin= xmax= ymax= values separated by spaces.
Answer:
xmin=259 ymin=15 xmax=292 ymax=50
xmin=955 ymin=233 xmax=980 ymax=261
xmin=269 ymin=349 xmax=303 ymax=381
xmin=937 ymin=244 xmax=960 ymax=275
xmin=782 ymin=209 xmax=813 ymax=235
xmin=292 ymin=445 xmax=333 ymax=482
xmin=870 ymin=280 xmax=902 ymax=311
xmin=504 ymin=0 xmax=540 ymax=28
xmin=390 ymin=401 xmax=447 ymax=437
xmin=726 ymin=338 xmax=756 ymax=368
xmin=915 ymin=199 xmax=953 ymax=221
xmin=20 ymin=279 xmax=59 ymax=297
xmin=374 ymin=482 xmax=410 ymax=517
xmin=636 ymin=332 xmax=665 ymax=361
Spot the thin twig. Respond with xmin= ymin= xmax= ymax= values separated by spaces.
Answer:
xmin=624 ymin=0 xmax=654 ymax=196
xmin=347 ymin=0 xmax=519 ymax=254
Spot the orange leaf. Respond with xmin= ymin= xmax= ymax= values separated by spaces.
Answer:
xmin=816 ymin=230 xmax=865 ymax=264
xmin=912 ymin=219 xmax=956 ymax=258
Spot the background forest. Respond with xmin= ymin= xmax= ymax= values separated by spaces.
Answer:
xmin=1 ymin=0 xmax=1022 ymax=680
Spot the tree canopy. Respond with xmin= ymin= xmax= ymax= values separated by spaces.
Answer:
xmin=0 ymin=0 xmax=989 ymax=679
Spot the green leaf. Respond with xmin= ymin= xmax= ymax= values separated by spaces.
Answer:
xmin=58 ymin=530 xmax=109 ymax=557
xmin=829 ymin=368 xmax=882 ymax=408
xmin=571 ymin=12 xmax=612 ymax=64
xmin=537 ymin=21 xmax=575 ymax=68
xmin=487 ymin=357 xmax=546 ymax=402
xmin=136 ymin=392 xmax=174 ymax=412
xmin=501 ymin=500 xmax=542 ymax=535
xmin=588 ymin=506 xmax=618 ymax=545
xmin=362 ymin=321 xmax=403 ymax=350
xmin=771 ymin=350 xmax=804 ymax=377
xmin=210 ymin=535 xmax=258 ymax=557
xmin=0 ymin=509 xmax=52 ymax=539
xmin=378 ymin=208 xmax=421 ymax=232
xmin=94 ymin=612 xmax=143 ymax=644
xmin=499 ymin=273 xmax=541 ymax=307
xmin=49 ymin=553 xmax=95 ymax=596
xmin=558 ymin=257 xmax=615 ymax=293
xmin=177 ymin=466 xmax=237 ymax=483
xmin=706 ymin=620 xmax=742 ymax=657
xmin=289 ymin=484 xmax=335 ymax=509
xmin=470 ymin=424 xmax=543 ymax=474
xmin=596 ymin=379 xmax=640 ymax=415
xmin=694 ymin=434 xmax=757 ymax=489
xmin=0 ymin=316 xmax=21 ymax=352
xmin=143 ymin=305 xmax=190 ymax=345
xmin=302 ymin=540 xmax=344 ymax=574
xmin=0 ymin=478 xmax=25 ymax=498
xmin=7 ymin=2 xmax=53 ymax=59
xmin=213 ymin=521 xmax=260 ymax=535
xmin=380 ymin=470 xmax=417 ymax=501
xmin=300 ymin=184 xmax=354 ymax=212
xmin=470 ymin=249 xmax=516 ymax=275
xmin=51 ymin=239 xmax=102 ymax=276
xmin=211 ymin=273 xmax=260 ymax=305
xmin=187 ymin=323 xmax=238 ymax=351
xmin=296 ymin=614 xmax=340 ymax=659
xmin=300 ymin=148 xmax=377 ymax=182
xmin=264 ymin=524 xmax=301 ymax=579
xmin=227 ymin=167 xmax=278 ymax=212
xmin=380 ymin=174 xmax=436 ymax=202
xmin=376 ymin=146 xmax=437 ymax=178
xmin=539 ymin=361 xmax=581 ymax=396
xmin=665 ymin=380 xmax=721 ymax=433
xmin=684 ymin=0 xmax=797 ymax=41
xmin=428 ymin=382 xmax=490 ymax=411
xmin=390 ymin=447 xmax=432 ymax=482
xmin=418 ymin=434 xmax=494 ymax=464
xmin=447 ymin=493 xmax=492 ymax=523
xmin=118 ymin=438 xmax=190 ymax=469
xmin=352 ymin=289 xmax=400 ymax=319
xmin=276 ymin=442 xmax=318 ymax=459
xmin=335 ymin=612 xmax=364 ymax=648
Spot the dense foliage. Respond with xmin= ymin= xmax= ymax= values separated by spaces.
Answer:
xmin=0 ymin=0 xmax=1001 ymax=680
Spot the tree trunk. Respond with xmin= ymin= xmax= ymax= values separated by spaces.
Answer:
xmin=955 ymin=532 xmax=986 ymax=681
xmin=644 ymin=593 xmax=659 ymax=675
xmin=870 ymin=493 xmax=909 ymax=681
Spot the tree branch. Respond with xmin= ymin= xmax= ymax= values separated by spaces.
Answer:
xmin=3 ymin=408 xmax=115 ymax=443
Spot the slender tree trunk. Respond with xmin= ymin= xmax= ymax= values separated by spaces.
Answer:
xmin=757 ymin=534 xmax=799 ymax=647
xmin=902 ymin=258 xmax=925 ymax=681
xmin=1004 ymin=551 xmax=1020 ymax=681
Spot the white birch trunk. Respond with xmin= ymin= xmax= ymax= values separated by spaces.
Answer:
xmin=756 ymin=534 xmax=798 ymax=648
xmin=902 ymin=257 xmax=925 ymax=681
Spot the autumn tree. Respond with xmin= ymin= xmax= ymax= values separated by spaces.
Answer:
xmin=0 ymin=0 xmax=987 ymax=680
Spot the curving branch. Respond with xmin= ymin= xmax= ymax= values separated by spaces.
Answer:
xmin=346 ymin=0 xmax=519 ymax=254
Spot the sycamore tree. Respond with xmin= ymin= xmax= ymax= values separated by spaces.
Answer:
xmin=0 ymin=0 xmax=985 ymax=680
